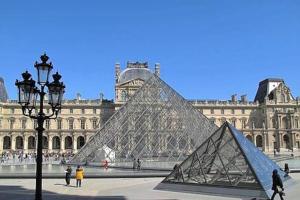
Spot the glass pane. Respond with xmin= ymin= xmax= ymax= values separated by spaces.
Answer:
xmin=38 ymin=66 xmax=50 ymax=84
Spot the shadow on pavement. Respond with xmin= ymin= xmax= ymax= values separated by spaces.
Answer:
xmin=0 ymin=185 xmax=127 ymax=200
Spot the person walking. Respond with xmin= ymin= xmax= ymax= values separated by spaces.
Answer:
xmin=133 ymin=158 xmax=137 ymax=170
xmin=137 ymin=159 xmax=141 ymax=170
xmin=75 ymin=165 xmax=84 ymax=187
xmin=65 ymin=165 xmax=72 ymax=186
xmin=284 ymin=163 xmax=289 ymax=175
xmin=104 ymin=160 xmax=109 ymax=170
xmin=270 ymin=169 xmax=284 ymax=200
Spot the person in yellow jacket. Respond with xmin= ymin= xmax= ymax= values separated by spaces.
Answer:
xmin=75 ymin=165 xmax=84 ymax=187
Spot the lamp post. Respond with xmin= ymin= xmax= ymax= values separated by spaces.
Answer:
xmin=15 ymin=54 xmax=65 ymax=200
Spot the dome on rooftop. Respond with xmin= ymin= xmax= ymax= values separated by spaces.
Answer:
xmin=118 ymin=68 xmax=152 ymax=85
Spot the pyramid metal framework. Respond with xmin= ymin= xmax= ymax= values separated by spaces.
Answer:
xmin=70 ymin=75 xmax=217 ymax=168
xmin=158 ymin=122 xmax=290 ymax=199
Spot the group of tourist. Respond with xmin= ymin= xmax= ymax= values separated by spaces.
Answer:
xmin=133 ymin=158 xmax=141 ymax=170
xmin=65 ymin=165 xmax=84 ymax=187
xmin=1 ymin=151 xmax=36 ymax=164
xmin=0 ymin=151 xmax=74 ymax=165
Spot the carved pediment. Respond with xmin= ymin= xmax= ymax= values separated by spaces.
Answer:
xmin=269 ymin=83 xmax=294 ymax=102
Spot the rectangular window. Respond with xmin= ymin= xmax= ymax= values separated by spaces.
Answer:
xmin=210 ymin=109 xmax=214 ymax=114
xmin=81 ymin=120 xmax=85 ymax=129
xmin=9 ymin=120 xmax=14 ymax=129
xmin=93 ymin=109 xmax=97 ymax=114
xmin=22 ymin=120 xmax=26 ymax=129
xmin=70 ymin=109 xmax=73 ymax=114
xmin=81 ymin=109 xmax=85 ymax=114
xmin=231 ymin=109 xmax=235 ymax=114
xmin=69 ymin=120 xmax=74 ymax=130
xmin=242 ymin=109 xmax=245 ymax=114
xmin=221 ymin=109 xmax=224 ymax=114
xmin=11 ymin=108 xmax=14 ymax=114
xmin=45 ymin=120 xmax=50 ymax=129
xmin=93 ymin=119 xmax=97 ymax=129
xmin=57 ymin=120 xmax=62 ymax=130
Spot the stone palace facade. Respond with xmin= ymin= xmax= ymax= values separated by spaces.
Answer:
xmin=0 ymin=62 xmax=299 ymax=154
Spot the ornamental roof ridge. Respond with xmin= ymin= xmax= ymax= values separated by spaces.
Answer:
xmin=126 ymin=61 xmax=148 ymax=68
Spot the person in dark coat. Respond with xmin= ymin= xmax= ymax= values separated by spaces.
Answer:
xmin=137 ymin=159 xmax=141 ymax=170
xmin=284 ymin=163 xmax=289 ymax=175
xmin=271 ymin=169 xmax=284 ymax=200
xmin=65 ymin=165 xmax=72 ymax=186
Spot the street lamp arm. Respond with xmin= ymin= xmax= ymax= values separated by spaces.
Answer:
xmin=44 ymin=109 xmax=59 ymax=120
xmin=21 ymin=107 xmax=38 ymax=119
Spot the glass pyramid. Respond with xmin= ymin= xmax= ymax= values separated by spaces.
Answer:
xmin=161 ymin=122 xmax=290 ymax=199
xmin=70 ymin=75 xmax=217 ymax=168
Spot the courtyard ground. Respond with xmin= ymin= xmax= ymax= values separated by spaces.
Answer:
xmin=0 ymin=173 xmax=299 ymax=200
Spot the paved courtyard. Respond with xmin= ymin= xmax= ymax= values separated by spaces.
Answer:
xmin=0 ymin=173 xmax=300 ymax=200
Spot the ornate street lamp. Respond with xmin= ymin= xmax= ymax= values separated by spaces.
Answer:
xmin=15 ymin=54 xmax=65 ymax=200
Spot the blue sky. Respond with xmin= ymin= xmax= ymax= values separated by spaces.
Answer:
xmin=0 ymin=0 xmax=299 ymax=101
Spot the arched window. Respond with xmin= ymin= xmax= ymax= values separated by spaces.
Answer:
xmin=121 ymin=90 xmax=127 ymax=101
xmin=3 ymin=136 xmax=11 ymax=149
xmin=209 ymin=117 xmax=216 ymax=124
xmin=65 ymin=136 xmax=73 ymax=149
xmin=283 ymin=134 xmax=290 ymax=149
xmin=241 ymin=118 xmax=247 ymax=129
xmin=220 ymin=117 xmax=226 ymax=124
xmin=231 ymin=118 xmax=236 ymax=127
xmin=52 ymin=136 xmax=60 ymax=149
xmin=246 ymin=135 xmax=253 ymax=142
xmin=16 ymin=136 xmax=24 ymax=149
xmin=42 ymin=136 xmax=48 ymax=149
xmin=256 ymin=135 xmax=263 ymax=148
xmin=77 ymin=136 xmax=85 ymax=149
xmin=28 ymin=136 xmax=36 ymax=149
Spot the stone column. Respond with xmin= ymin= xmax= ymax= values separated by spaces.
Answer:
xmin=73 ymin=135 xmax=77 ymax=153
xmin=0 ymin=136 xmax=3 ymax=153
xmin=48 ymin=135 xmax=53 ymax=152
xmin=60 ymin=136 xmax=65 ymax=153
xmin=24 ymin=135 xmax=28 ymax=154
xmin=280 ymin=132 xmax=283 ymax=148
xmin=11 ymin=134 xmax=16 ymax=151
xmin=253 ymin=133 xmax=257 ymax=146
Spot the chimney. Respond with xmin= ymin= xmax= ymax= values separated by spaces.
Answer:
xmin=231 ymin=94 xmax=237 ymax=103
xmin=155 ymin=63 xmax=160 ymax=77
xmin=99 ymin=92 xmax=104 ymax=101
xmin=0 ymin=77 xmax=8 ymax=102
xmin=241 ymin=95 xmax=248 ymax=103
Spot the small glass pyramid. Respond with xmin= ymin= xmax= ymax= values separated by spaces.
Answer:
xmin=161 ymin=122 xmax=290 ymax=199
